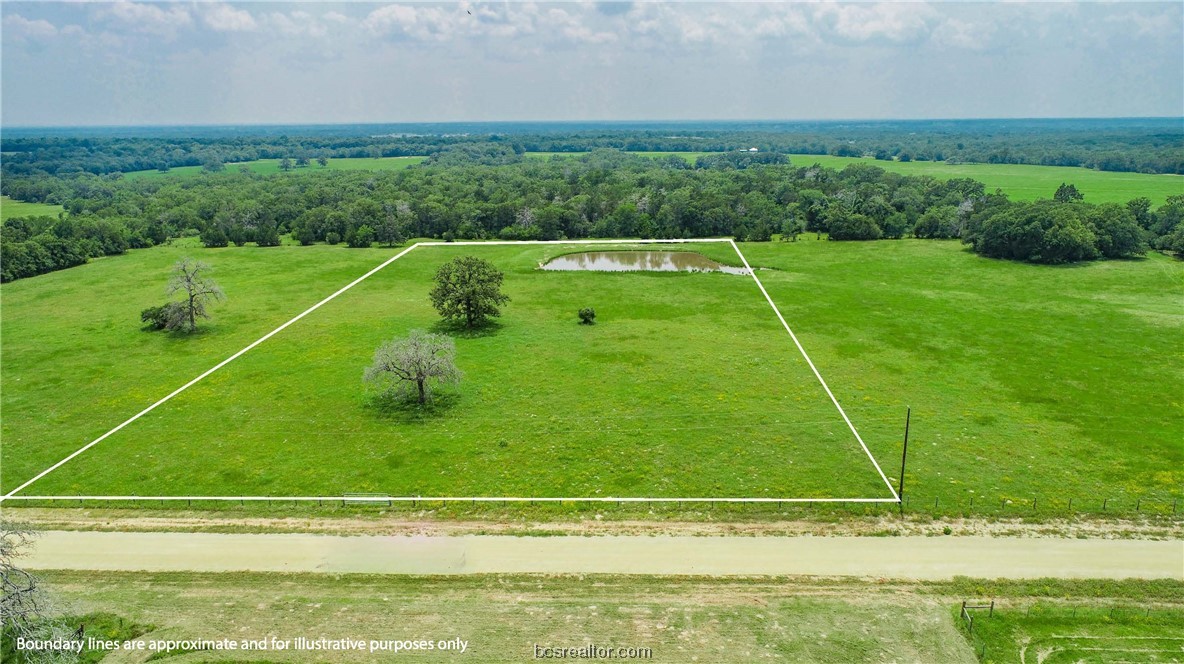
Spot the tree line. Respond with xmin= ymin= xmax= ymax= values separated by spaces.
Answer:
xmin=3 ymin=118 xmax=1182 ymax=176
xmin=2 ymin=150 xmax=1181 ymax=282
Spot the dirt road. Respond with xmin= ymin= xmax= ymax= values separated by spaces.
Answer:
xmin=23 ymin=532 xmax=1183 ymax=579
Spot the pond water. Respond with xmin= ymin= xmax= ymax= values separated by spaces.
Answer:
xmin=541 ymin=251 xmax=749 ymax=275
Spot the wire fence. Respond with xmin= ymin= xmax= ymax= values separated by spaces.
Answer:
xmin=958 ymin=600 xmax=1184 ymax=662
xmin=5 ymin=493 xmax=1181 ymax=518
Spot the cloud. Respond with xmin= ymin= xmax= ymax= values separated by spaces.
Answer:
xmin=103 ymin=1 xmax=191 ymax=36
xmin=813 ymin=2 xmax=938 ymax=42
xmin=932 ymin=17 xmax=995 ymax=50
xmin=201 ymin=3 xmax=257 ymax=32
xmin=264 ymin=10 xmax=327 ymax=38
xmin=4 ymin=14 xmax=59 ymax=40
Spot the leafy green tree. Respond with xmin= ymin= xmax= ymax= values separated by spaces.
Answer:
xmin=346 ymin=225 xmax=375 ymax=248
xmin=971 ymin=202 xmax=1098 ymax=264
xmin=364 ymin=330 xmax=461 ymax=405
xmin=913 ymin=205 xmax=960 ymax=239
xmin=824 ymin=206 xmax=882 ymax=241
xmin=1126 ymin=197 xmax=1153 ymax=229
xmin=317 ymin=156 xmax=329 ymax=167
xmin=779 ymin=217 xmax=804 ymax=242
xmin=578 ymin=308 xmax=596 ymax=325
xmin=227 ymin=224 xmax=251 ymax=247
xmin=1085 ymin=204 xmax=1146 ymax=258
xmin=1054 ymin=183 xmax=1084 ymax=202
xmin=199 ymin=225 xmax=229 ymax=248
xmin=429 ymin=256 xmax=510 ymax=329
xmin=255 ymin=220 xmax=281 ymax=247
xmin=881 ymin=212 xmax=911 ymax=239
xmin=279 ymin=158 xmax=293 ymax=172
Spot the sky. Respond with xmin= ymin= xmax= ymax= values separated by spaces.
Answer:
xmin=2 ymin=1 xmax=1182 ymax=126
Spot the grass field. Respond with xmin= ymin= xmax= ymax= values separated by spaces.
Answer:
xmin=962 ymin=603 xmax=1184 ymax=663
xmin=0 ymin=240 xmax=892 ymax=499
xmin=0 ymin=194 xmax=63 ymax=221
xmin=784 ymin=154 xmax=1184 ymax=206
xmin=36 ymin=573 xmax=979 ymax=663
xmin=1 ymin=238 xmax=1180 ymax=507
xmin=122 ymin=156 xmax=426 ymax=180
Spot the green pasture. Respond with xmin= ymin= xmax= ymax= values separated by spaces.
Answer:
xmin=785 ymin=154 xmax=1184 ymax=206
xmin=962 ymin=604 xmax=1184 ymax=664
xmin=122 ymin=156 xmax=426 ymax=180
xmin=0 ymin=240 xmax=893 ymax=499
xmin=0 ymin=195 xmax=63 ymax=221
xmin=1 ymin=239 xmax=1180 ymax=506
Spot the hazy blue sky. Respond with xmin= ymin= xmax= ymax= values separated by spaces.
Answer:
xmin=3 ymin=1 xmax=1181 ymax=126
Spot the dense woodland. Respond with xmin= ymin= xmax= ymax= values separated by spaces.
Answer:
xmin=3 ymin=118 xmax=1182 ymax=176
xmin=3 ymin=147 xmax=1181 ymax=283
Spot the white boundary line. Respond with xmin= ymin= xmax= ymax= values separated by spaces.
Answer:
xmin=2 ymin=238 xmax=898 ymax=503
xmin=728 ymin=240 xmax=899 ymax=501
xmin=1 ymin=496 xmax=897 ymax=503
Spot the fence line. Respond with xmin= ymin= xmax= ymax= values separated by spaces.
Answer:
xmin=1 ymin=493 xmax=1179 ymax=515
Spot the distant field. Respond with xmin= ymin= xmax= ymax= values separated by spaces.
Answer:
xmin=530 ymin=151 xmax=1184 ymax=206
xmin=1 ymin=238 xmax=1179 ymax=510
xmin=526 ymin=151 xmax=714 ymax=161
xmin=0 ymin=195 xmax=62 ymax=221
xmin=785 ymin=153 xmax=1184 ymax=206
xmin=123 ymin=156 xmax=426 ymax=180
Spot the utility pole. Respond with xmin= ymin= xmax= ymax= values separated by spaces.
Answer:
xmin=898 ymin=406 xmax=911 ymax=517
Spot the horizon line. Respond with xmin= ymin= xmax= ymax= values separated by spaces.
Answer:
xmin=4 ymin=116 xmax=1182 ymax=132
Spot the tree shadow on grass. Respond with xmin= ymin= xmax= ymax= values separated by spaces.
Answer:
xmin=429 ymin=319 xmax=504 ymax=339
xmin=365 ymin=391 xmax=462 ymax=424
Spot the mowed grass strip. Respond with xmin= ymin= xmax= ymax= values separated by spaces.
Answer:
xmin=2 ymin=239 xmax=1180 ymax=505
xmin=1 ymin=194 xmax=63 ymax=221
xmin=15 ymin=242 xmax=888 ymax=499
xmin=122 ymin=156 xmax=426 ymax=180
xmin=40 ymin=572 xmax=979 ymax=664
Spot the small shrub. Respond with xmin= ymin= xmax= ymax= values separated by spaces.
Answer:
xmin=346 ymin=224 xmax=375 ymax=248
xmin=140 ymin=304 xmax=171 ymax=330
xmin=442 ymin=231 xmax=456 ymax=242
xmin=140 ymin=302 xmax=185 ymax=331
xmin=325 ymin=231 xmax=341 ymax=245
xmin=578 ymin=307 xmax=596 ymax=325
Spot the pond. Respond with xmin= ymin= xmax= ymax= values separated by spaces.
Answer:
xmin=541 ymin=251 xmax=749 ymax=275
